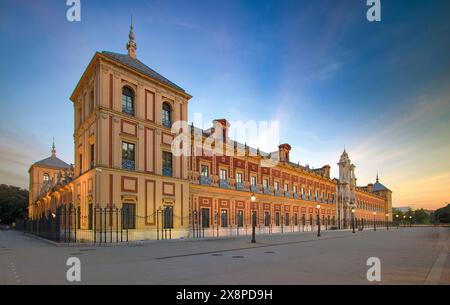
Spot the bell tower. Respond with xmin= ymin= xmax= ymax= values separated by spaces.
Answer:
xmin=337 ymin=150 xmax=357 ymax=229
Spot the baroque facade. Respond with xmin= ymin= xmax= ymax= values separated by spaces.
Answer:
xmin=28 ymin=25 xmax=392 ymax=241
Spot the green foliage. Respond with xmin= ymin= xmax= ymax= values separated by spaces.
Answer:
xmin=0 ymin=184 xmax=29 ymax=224
xmin=434 ymin=204 xmax=450 ymax=224
xmin=413 ymin=209 xmax=430 ymax=224
xmin=392 ymin=208 xmax=430 ymax=224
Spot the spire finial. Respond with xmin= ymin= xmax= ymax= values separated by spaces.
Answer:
xmin=51 ymin=137 xmax=56 ymax=158
xmin=376 ymin=173 xmax=379 ymax=183
xmin=127 ymin=15 xmax=137 ymax=59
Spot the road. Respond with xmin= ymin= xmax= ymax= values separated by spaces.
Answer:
xmin=0 ymin=227 xmax=449 ymax=285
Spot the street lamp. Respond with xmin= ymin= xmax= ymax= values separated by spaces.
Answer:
xmin=251 ymin=193 xmax=256 ymax=243
xmin=316 ymin=204 xmax=321 ymax=237
xmin=373 ymin=212 xmax=377 ymax=231
xmin=351 ymin=208 xmax=356 ymax=234
xmin=403 ymin=215 xmax=406 ymax=227
xmin=386 ymin=213 xmax=389 ymax=230
xmin=396 ymin=214 xmax=399 ymax=229
xmin=409 ymin=216 xmax=412 ymax=227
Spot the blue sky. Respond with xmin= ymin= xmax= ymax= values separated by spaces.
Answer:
xmin=0 ymin=0 xmax=449 ymax=209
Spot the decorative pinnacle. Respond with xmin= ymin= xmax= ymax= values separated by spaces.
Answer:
xmin=127 ymin=15 xmax=137 ymax=58
xmin=51 ymin=137 xmax=56 ymax=157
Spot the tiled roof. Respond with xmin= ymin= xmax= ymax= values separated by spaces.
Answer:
xmin=373 ymin=182 xmax=390 ymax=192
xmin=33 ymin=156 xmax=71 ymax=169
xmin=101 ymin=51 xmax=185 ymax=93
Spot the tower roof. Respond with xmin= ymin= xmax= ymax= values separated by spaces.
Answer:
xmin=32 ymin=141 xmax=70 ymax=170
xmin=101 ymin=51 xmax=186 ymax=93
xmin=373 ymin=174 xmax=391 ymax=192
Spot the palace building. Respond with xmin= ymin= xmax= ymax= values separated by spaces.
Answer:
xmin=28 ymin=24 xmax=392 ymax=241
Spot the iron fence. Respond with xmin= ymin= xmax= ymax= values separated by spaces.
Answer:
xmin=24 ymin=206 xmax=391 ymax=244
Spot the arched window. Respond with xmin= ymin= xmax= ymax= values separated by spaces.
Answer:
xmin=122 ymin=87 xmax=135 ymax=116
xmin=43 ymin=173 xmax=50 ymax=183
xmin=162 ymin=102 xmax=172 ymax=128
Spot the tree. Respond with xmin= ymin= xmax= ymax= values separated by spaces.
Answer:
xmin=434 ymin=204 xmax=450 ymax=224
xmin=413 ymin=209 xmax=430 ymax=224
xmin=0 ymin=184 xmax=29 ymax=224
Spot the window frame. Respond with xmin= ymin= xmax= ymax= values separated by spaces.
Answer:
xmin=121 ymin=86 xmax=135 ymax=116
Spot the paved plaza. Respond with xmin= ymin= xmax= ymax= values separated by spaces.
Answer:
xmin=0 ymin=227 xmax=449 ymax=285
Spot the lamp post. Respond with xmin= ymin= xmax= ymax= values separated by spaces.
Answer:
xmin=386 ymin=213 xmax=389 ymax=230
xmin=251 ymin=193 xmax=256 ymax=244
xmin=396 ymin=214 xmax=399 ymax=229
xmin=351 ymin=208 xmax=356 ymax=234
xmin=316 ymin=204 xmax=321 ymax=237
xmin=403 ymin=215 xmax=406 ymax=227
xmin=373 ymin=212 xmax=377 ymax=231
xmin=409 ymin=216 xmax=412 ymax=227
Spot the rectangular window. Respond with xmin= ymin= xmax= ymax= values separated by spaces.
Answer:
xmin=89 ymin=90 xmax=94 ymax=114
xmin=294 ymin=213 xmax=298 ymax=226
xmin=79 ymin=154 xmax=83 ymax=175
xmin=301 ymin=187 xmax=304 ymax=195
xmin=274 ymin=182 xmax=279 ymax=191
xmin=78 ymin=107 xmax=82 ymax=127
xmin=309 ymin=214 xmax=313 ymax=226
xmin=284 ymin=184 xmax=289 ymax=192
xmin=122 ymin=203 xmax=136 ymax=229
xmin=236 ymin=173 xmax=243 ymax=183
xmin=90 ymin=144 xmax=95 ymax=169
xmin=201 ymin=208 xmax=210 ymax=228
xmin=219 ymin=169 xmax=227 ymax=181
xmin=88 ymin=204 xmax=93 ymax=230
xmin=250 ymin=176 xmax=257 ymax=186
xmin=237 ymin=210 xmax=244 ymax=227
xmin=201 ymin=165 xmax=209 ymax=177
xmin=162 ymin=151 xmax=173 ymax=176
xmin=122 ymin=142 xmax=135 ymax=171
xmin=293 ymin=186 xmax=297 ymax=194
xmin=285 ymin=213 xmax=290 ymax=226
xmin=163 ymin=206 xmax=174 ymax=229
xmin=264 ymin=212 xmax=270 ymax=226
xmin=221 ymin=209 xmax=228 ymax=228
xmin=263 ymin=179 xmax=269 ymax=189
xmin=275 ymin=212 xmax=280 ymax=226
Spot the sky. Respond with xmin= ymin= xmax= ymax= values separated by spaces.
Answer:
xmin=0 ymin=0 xmax=449 ymax=210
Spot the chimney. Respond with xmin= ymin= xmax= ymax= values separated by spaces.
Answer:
xmin=213 ymin=119 xmax=230 ymax=143
xmin=322 ymin=165 xmax=331 ymax=179
xmin=278 ymin=144 xmax=292 ymax=163
xmin=367 ymin=183 xmax=374 ymax=193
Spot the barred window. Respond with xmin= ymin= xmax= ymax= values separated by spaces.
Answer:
xmin=122 ymin=142 xmax=135 ymax=171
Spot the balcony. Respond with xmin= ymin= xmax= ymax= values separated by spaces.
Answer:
xmin=250 ymin=185 xmax=259 ymax=193
xmin=274 ymin=190 xmax=282 ymax=197
xmin=200 ymin=176 xmax=212 ymax=186
xmin=162 ymin=167 xmax=173 ymax=177
xmin=219 ymin=179 xmax=229 ymax=189
xmin=122 ymin=159 xmax=135 ymax=171
xmin=284 ymin=191 xmax=291 ymax=198
xmin=293 ymin=193 xmax=299 ymax=199
xmin=302 ymin=194 xmax=307 ymax=200
xmin=263 ymin=187 xmax=271 ymax=195
xmin=236 ymin=182 xmax=244 ymax=191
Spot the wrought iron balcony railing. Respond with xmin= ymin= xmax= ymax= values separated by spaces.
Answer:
xmin=219 ymin=179 xmax=229 ymax=189
xmin=122 ymin=160 xmax=135 ymax=171
xmin=200 ymin=176 xmax=212 ymax=186
xmin=162 ymin=167 xmax=173 ymax=177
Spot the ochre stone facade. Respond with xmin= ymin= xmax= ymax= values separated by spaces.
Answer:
xmin=28 ymin=29 xmax=392 ymax=241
